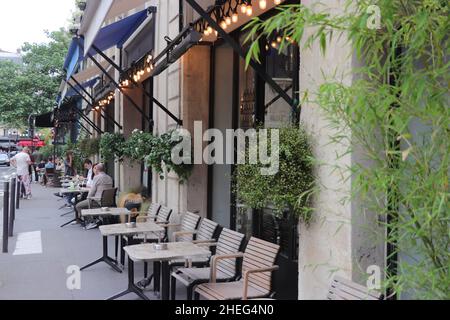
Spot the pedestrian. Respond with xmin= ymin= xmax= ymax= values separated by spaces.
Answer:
xmin=64 ymin=151 xmax=75 ymax=177
xmin=10 ymin=147 xmax=33 ymax=199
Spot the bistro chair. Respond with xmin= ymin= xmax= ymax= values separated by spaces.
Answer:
xmin=194 ymin=237 xmax=280 ymax=300
xmin=327 ymin=276 xmax=383 ymax=300
xmin=171 ymin=228 xmax=246 ymax=300
xmin=167 ymin=217 xmax=221 ymax=275
xmin=171 ymin=211 xmax=202 ymax=242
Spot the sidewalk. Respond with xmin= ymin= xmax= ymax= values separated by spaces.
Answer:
xmin=0 ymin=184 xmax=158 ymax=300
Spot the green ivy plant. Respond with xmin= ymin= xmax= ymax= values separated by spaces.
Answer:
xmin=99 ymin=132 xmax=125 ymax=162
xmin=245 ymin=1 xmax=449 ymax=299
xmin=234 ymin=126 xmax=315 ymax=221
xmin=122 ymin=129 xmax=155 ymax=162
xmin=144 ymin=130 xmax=193 ymax=183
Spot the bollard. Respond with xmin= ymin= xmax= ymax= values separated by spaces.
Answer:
xmin=16 ymin=177 xmax=20 ymax=209
xmin=2 ymin=181 xmax=9 ymax=253
xmin=9 ymin=177 xmax=16 ymax=237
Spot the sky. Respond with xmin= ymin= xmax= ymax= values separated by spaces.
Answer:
xmin=0 ymin=0 xmax=75 ymax=53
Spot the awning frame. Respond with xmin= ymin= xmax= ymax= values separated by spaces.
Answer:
xmin=69 ymin=76 xmax=123 ymax=130
xmin=185 ymin=0 xmax=297 ymax=112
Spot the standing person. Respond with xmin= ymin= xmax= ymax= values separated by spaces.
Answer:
xmin=10 ymin=147 xmax=33 ymax=199
xmin=64 ymin=151 xmax=75 ymax=177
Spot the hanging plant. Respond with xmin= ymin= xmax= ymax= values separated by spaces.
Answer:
xmin=144 ymin=130 xmax=193 ymax=183
xmin=99 ymin=132 xmax=125 ymax=161
xmin=234 ymin=126 xmax=315 ymax=222
xmin=122 ymin=129 xmax=155 ymax=161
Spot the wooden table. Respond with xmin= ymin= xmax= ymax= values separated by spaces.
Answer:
xmin=81 ymin=208 xmax=132 ymax=218
xmin=108 ymin=242 xmax=211 ymax=300
xmin=59 ymin=188 xmax=90 ymax=228
xmin=80 ymin=222 xmax=164 ymax=277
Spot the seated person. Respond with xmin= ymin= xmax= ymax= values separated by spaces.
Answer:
xmin=75 ymin=163 xmax=113 ymax=228
xmin=45 ymin=158 xmax=55 ymax=169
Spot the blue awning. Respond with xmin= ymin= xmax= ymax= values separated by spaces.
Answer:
xmin=62 ymin=8 xmax=150 ymax=81
xmin=86 ymin=8 xmax=150 ymax=56
xmin=64 ymin=38 xmax=83 ymax=80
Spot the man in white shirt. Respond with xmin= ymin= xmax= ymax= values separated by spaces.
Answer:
xmin=11 ymin=147 xmax=33 ymax=199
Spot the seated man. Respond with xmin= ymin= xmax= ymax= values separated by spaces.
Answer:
xmin=75 ymin=163 xmax=113 ymax=229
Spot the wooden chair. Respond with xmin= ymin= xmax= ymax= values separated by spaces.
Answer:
xmin=194 ymin=237 xmax=280 ymax=300
xmin=168 ymin=217 xmax=221 ymax=273
xmin=171 ymin=212 xmax=202 ymax=242
xmin=171 ymin=228 xmax=246 ymax=300
xmin=327 ymin=276 xmax=383 ymax=300
xmin=135 ymin=205 xmax=173 ymax=242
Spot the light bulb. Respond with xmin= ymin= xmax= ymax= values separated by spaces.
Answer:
xmin=246 ymin=5 xmax=253 ymax=16
xmin=226 ymin=16 xmax=232 ymax=25
xmin=274 ymin=0 xmax=281 ymax=4
xmin=271 ymin=41 xmax=277 ymax=48
xmin=241 ymin=4 xmax=247 ymax=13
xmin=147 ymin=66 xmax=151 ymax=72
xmin=146 ymin=54 xmax=152 ymax=63
xmin=232 ymin=13 xmax=238 ymax=23
xmin=204 ymin=29 xmax=209 ymax=36
xmin=207 ymin=26 xmax=213 ymax=34
xmin=277 ymin=36 xmax=282 ymax=43
xmin=140 ymin=69 xmax=145 ymax=76
xmin=259 ymin=0 xmax=267 ymax=9
xmin=220 ymin=20 xmax=227 ymax=29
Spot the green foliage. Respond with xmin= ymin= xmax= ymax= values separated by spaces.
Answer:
xmin=234 ymin=126 xmax=315 ymax=221
xmin=78 ymin=137 xmax=100 ymax=157
xmin=0 ymin=29 xmax=70 ymax=127
xmin=122 ymin=129 xmax=155 ymax=161
xmin=99 ymin=132 xmax=125 ymax=161
xmin=144 ymin=130 xmax=193 ymax=183
xmin=245 ymin=1 xmax=449 ymax=299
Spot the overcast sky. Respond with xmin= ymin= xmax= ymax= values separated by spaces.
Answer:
xmin=0 ymin=0 xmax=75 ymax=53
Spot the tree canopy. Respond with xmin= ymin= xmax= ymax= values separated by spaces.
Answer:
xmin=0 ymin=29 xmax=70 ymax=128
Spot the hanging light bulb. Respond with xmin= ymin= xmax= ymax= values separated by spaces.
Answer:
xmin=232 ymin=12 xmax=239 ymax=23
xmin=207 ymin=26 xmax=213 ymax=34
xmin=226 ymin=16 xmax=232 ymax=25
xmin=271 ymin=41 xmax=277 ymax=48
xmin=241 ymin=3 xmax=247 ymax=14
xmin=146 ymin=54 xmax=153 ymax=63
xmin=274 ymin=0 xmax=281 ymax=4
xmin=259 ymin=0 xmax=267 ymax=9
xmin=220 ymin=20 xmax=227 ymax=30
xmin=277 ymin=36 xmax=282 ymax=43
xmin=146 ymin=66 xmax=151 ymax=72
xmin=204 ymin=28 xmax=209 ymax=36
xmin=246 ymin=4 xmax=253 ymax=16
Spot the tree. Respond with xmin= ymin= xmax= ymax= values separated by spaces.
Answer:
xmin=0 ymin=29 xmax=70 ymax=128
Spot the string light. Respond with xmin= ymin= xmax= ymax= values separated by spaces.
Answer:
xmin=259 ymin=0 xmax=267 ymax=9
xmin=246 ymin=3 xmax=253 ymax=16
xmin=241 ymin=3 xmax=247 ymax=13
xmin=232 ymin=12 xmax=239 ymax=23
xmin=274 ymin=0 xmax=281 ymax=4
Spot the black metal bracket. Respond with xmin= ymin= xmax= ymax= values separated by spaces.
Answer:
xmin=69 ymin=76 xmax=123 ymax=130
xmin=90 ymin=45 xmax=182 ymax=126
xmin=185 ymin=0 xmax=297 ymax=111
xmin=87 ymin=51 xmax=155 ymax=124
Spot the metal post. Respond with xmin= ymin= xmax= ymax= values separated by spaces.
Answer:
xmin=9 ymin=177 xmax=16 ymax=237
xmin=2 ymin=181 xmax=9 ymax=253
xmin=16 ymin=177 xmax=20 ymax=209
